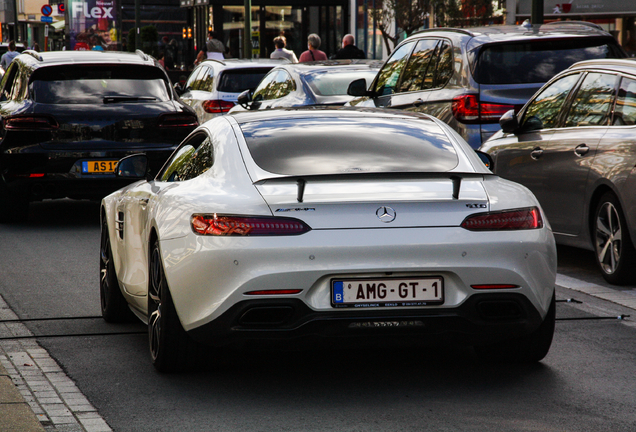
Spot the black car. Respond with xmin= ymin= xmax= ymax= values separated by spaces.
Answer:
xmin=0 ymin=50 xmax=198 ymax=222
xmin=348 ymin=21 xmax=627 ymax=149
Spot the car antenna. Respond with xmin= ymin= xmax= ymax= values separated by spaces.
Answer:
xmin=297 ymin=179 xmax=306 ymax=203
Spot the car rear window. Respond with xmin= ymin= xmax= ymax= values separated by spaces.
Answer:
xmin=304 ymin=70 xmax=378 ymax=96
xmin=29 ymin=65 xmax=171 ymax=104
xmin=473 ymin=37 xmax=624 ymax=84
xmin=240 ymin=117 xmax=458 ymax=176
xmin=217 ymin=68 xmax=273 ymax=93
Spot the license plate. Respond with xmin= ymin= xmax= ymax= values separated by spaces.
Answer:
xmin=82 ymin=160 xmax=118 ymax=174
xmin=332 ymin=277 xmax=444 ymax=308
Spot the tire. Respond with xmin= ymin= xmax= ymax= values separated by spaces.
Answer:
xmin=148 ymin=238 xmax=197 ymax=373
xmin=100 ymin=216 xmax=136 ymax=323
xmin=475 ymin=292 xmax=556 ymax=363
xmin=0 ymin=186 xmax=29 ymax=223
xmin=593 ymin=192 xmax=636 ymax=285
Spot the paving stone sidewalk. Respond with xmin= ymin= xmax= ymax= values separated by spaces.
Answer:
xmin=0 ymin=294 xmax=111 ymax=432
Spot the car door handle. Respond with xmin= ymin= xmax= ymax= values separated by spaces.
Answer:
xmin=531 ymin=148 xmax=544 ymax=160
xmin=412 ymin=98 xmax=425 ymax=107
xmin=575 ymin=144 xmax=589 ymax=156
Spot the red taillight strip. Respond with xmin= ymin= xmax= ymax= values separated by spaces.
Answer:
xmin=461 ymin=207 xmax=543 ymax=231
xmin=202 ymin=100 xmax=235 ymax=114
xmin=471 ymin=284 xmax=519 ymax=289
xmin=4 ymin=115 xmax=59 ymax=130
xmin=244 ymin=289 xmax=302 ymax=295
xmin=191 ymin=214 xmax=311 ymax=236
xmin=451 ymin=95 xmax=514 ymax=124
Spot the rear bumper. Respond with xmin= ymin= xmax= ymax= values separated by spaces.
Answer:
xmin=187 ymin=292 xmax=545 ymax=347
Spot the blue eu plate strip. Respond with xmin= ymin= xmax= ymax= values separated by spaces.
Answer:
xmin=333 ymin=281 xmax=344 ymax=303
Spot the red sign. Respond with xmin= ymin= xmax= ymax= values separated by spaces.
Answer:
xmin=41 ymin=5 xmax=53 ymax=16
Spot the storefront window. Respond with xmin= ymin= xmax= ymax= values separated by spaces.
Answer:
xmin=222 ymin=6 xmax=260 ymax=58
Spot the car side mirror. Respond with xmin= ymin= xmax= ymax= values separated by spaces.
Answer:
xmin=173 ymin=82 xmax=184 ymax=96
xmin=347 ymin=78 xmax=371 ymax=97
xmin=474 ymin=150 xmax=494 ymax=171
xmin=237 ymin=89 xmax=253 ymax=109
xmin=499 ymin=109 xmax=519 ymax=134
xmin=116 ymin=154 xmax=149 ymax=179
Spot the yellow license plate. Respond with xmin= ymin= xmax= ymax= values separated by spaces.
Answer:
xmin=82 ymin=160 xmax=118 ymax=174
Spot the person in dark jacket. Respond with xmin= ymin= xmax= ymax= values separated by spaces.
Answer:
xmin=332 ymin=34 xmax=365 ymax=60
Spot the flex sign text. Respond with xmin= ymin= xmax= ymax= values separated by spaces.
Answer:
xmin=72 ymin=2 xmax=114 ymax=19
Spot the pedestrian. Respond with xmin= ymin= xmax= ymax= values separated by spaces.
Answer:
xmin=1 ymin=41 xmax=20 ymax=70
xmin=332 ymin=34 xmax=365 ymax=60
xmin=32 ymin=42 xmax=41 ymax=52
xmin=298 ymin=34 xmax=327 ymax=62
xmin=270 ymin=35 xmax=298 ymax=63
xmin=206 ymin=31 xmax=225 ymax=61
xmin=194 ymin=46 xmax=206 ymax=66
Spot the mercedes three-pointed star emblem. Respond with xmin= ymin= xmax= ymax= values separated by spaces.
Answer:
xmin=376 ymin=206 xmax=396 ymax=223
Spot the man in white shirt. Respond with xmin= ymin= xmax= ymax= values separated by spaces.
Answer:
xmin=270 ymin=36 xmax=298 ymax=63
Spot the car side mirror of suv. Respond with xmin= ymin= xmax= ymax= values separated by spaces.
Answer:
xmin=499 ymin=109 xmax=519 ymax=134
xmin=116 ymin=154 xmax=149 ymax=180
xmin=347 ymin=78 xmax=372 ymax=97
xmin=237 ymin=89 xmax=254 ymax=109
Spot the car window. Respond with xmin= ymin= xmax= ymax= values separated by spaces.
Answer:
xmin=474 ymin=38 xmax=623 ymax=85
xmin=373 ymin=41 xmax=415 ymax=96
xmin=304 ymin=70 xmax=378 ymax=96
xmin=564 ymin=73 xmax=617 ymax=127
xmin=613 ymin=77 xmax=636 ymax=126
xmin=197 ymin=66 xmax=215 ymax=92
xmin=522 ymin=73 xmax=581 ymax=130
xmin=0 ymin=62 xmax=19 ymax=101
xmin=29 ymin=65 xmax=171 ymax=104
xmin=240 ymin=117 xmax=459 ymax=176
xmin=252 ymin=70 xmax=295 ymax=101
xmin=217 ymin=68 xmax=272 ymax=93
xmin=185 ymin=66 xmax=206 ymax=91
xmin=160 ymin=133 xmax=213 ymax=182
xmin=434 ymin=41 xmax=454 ymax=88
xmin=398 ymin=39 xmax=439 ymax=93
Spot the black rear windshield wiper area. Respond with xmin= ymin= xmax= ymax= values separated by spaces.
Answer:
xmin=103 ymin=96 xmax=157 ymax=104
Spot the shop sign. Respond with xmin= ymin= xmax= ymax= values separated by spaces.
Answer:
xmin=68 ymin=0 xmax=119 ymax=50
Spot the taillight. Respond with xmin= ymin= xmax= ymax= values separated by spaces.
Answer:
xmin=461 ymin=207 xmax=543 ymax=231
xmin=202 ymin=100 xmax=235 ymax=114
xmin=191 ymin=214 xmax=311 ymax=236
xmin=158 ymin=113 xmax=199 ymax=128
xmin=452 ymin=95 xmax=514 ymax=124
xmin=3 ymin=115 xmax=59 ymax=130
xmin=245 ymin=289 xmax=303 ymax=295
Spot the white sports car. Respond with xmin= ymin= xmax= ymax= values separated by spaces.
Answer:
xmin=100 ymin=107 xmax=557 ymax=372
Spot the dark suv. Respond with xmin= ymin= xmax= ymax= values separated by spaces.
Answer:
xmin=0 ymin=50 xmax=198 ymax=222
xmin=348 ymin=21 xmax=626 ymax=148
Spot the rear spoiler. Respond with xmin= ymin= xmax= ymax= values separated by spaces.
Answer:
xmin=254 ymin=172 xmax=493 ymax=203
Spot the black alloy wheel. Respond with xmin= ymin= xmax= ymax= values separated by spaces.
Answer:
xmin=148 ymin=238 xmax=195 ymax=372
xmin=593 ymin=192 xmax=636 ymax=285
xmin=100 ymin=216 xmax=135 ymax=322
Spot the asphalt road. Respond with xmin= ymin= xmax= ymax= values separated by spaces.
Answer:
xmin=1 ymin=199 xmax=636 ymax=431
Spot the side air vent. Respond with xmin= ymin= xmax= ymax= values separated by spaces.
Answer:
xmin=116 ymin=211 xmax=124 ymax=240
